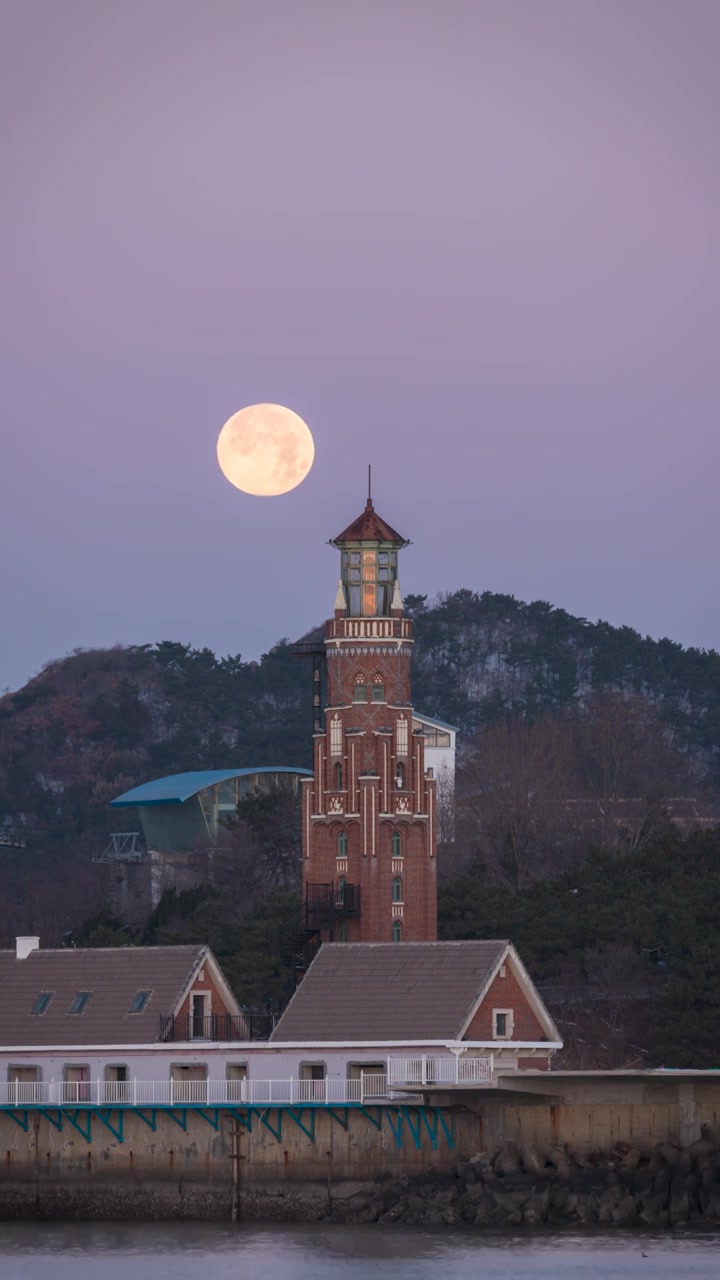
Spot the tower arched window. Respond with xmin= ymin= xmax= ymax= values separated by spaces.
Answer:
xmin=396 ymin=716 xmax=408 ymax=756
xmin=395 ymin=762 xmax=405 ymax=789
xmin=337 ymin=876 xmax=346 ymax=904
xmin=335 ymin=763 xmax=342 ymax=789
xmin=392 ymin=876 xmax=402 ymax=903
xmin=337 ymin=831 xmax=348 ymax=858
xmin=330 ymin=714 xmax=342 ymax=756
xmin=392 ymin=919 xmax=402 ymax=943
xmin=353 ymin=682 xmax=367 ymax=703
xmin=391 ymin=831 xmax=402 ymax=858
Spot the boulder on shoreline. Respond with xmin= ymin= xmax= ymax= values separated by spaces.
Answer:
xmin=327 ymin=1128 xmax=720 ymax=1229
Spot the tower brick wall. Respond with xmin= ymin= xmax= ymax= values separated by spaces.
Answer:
xmin=301 ymin=500 xmax=438 ymax=944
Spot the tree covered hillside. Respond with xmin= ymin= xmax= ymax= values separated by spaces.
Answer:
xmin=2 ymin=589 xmax=720 ymax=850
xmin=0 ymin=639 xmax=311 ymax=847
xmin=407 ymin=591 xmax=720 ymax=775
xmin=1 ymin=591 xmax=720 ymax=1067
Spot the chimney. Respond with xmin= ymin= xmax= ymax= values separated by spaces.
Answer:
xmin=16 ymin=936 xmax=40 ymax=960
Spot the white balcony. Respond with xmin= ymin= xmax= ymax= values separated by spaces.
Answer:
xmin=387 ymin=1055 xmax=493 ymax=1088
xmin=0 ymin=1073 xmax=399 ymax=1109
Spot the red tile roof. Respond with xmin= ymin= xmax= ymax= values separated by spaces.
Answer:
xmin=331 ymin=500 xmax=408 ymax=546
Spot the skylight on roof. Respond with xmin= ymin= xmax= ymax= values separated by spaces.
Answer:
xmin=68 ymin=991 xmax=91 ymax=1015
xmin=31 ymin=992 xmax=53 ymax=1015
xmin=129 ymin=990 xmax=151 ymax=1013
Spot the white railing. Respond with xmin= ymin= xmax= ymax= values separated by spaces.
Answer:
xmin=360 ymin=1072 xmax=388 ymax=1099
xmin=0 ymin=1074 xmax=393 ymax=1108
xmin=387 ymin=1055 xmax=493 ymax=1087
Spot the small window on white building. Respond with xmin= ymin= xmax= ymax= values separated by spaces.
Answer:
xmin=396 ymin=716 xmax=408 ymax=756
xmin=300 ymin=1063 xmax=326 ymax=1081
xmin=226 ymin=1063 xmax=247 ymax=1080
xmin=64 ymin=1064 xmax=90 ymax=1101
xmin=330 ymin=714 xmax=343 ymax=755
xmin=226 ymin=1063 xmax=247 ymax=1100
xmin=493 ymin=1009 xmax=514 ymax=1040
xmin=171 ymin=1063 xmax=208 ymax=1078
xmin=8 ymin=1066 xmax=40 ymax=1084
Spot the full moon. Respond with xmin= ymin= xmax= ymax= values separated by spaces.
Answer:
xmin=216 ymin=403 xmax=315 ymax=497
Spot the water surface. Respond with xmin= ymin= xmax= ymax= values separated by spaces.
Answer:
xmin=0 ymin=1221 xmax=717 ymax=1279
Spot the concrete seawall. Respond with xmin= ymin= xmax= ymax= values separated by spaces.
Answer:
xmin=1 ymin=1075 xmax=718 ymax=1220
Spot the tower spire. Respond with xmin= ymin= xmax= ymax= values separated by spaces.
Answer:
xmin=368 ymin=464 xmax=372 ymax=505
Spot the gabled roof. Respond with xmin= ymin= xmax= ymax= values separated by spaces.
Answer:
xmin=111 ymin=766 xmax=312 ymax=808
xmin=331 ymin=499 xmax=408 ymax=547
xmin=271 ymin=940 xmax=519 ymax=1042
xmin=0 ymin=944 xmax=219 ymax=1046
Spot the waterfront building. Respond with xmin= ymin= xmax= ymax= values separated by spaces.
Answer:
xmin=270 ymin=941 xmax=560 ymax=1074
xmin=0 ymin=935 xmax=559 ymax=1103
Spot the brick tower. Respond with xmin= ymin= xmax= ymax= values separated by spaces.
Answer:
xmin=299 ymin=495 xmax=438 ymax=947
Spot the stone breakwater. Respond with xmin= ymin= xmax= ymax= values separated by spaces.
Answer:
xmin=313 ymin=1124 xmax=720 ymax=1228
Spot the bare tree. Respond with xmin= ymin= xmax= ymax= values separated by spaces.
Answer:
xmin=459 ymin=714 xmax=574 ymax=888
xmin=571 ymin=692 xmax=693 ymax=852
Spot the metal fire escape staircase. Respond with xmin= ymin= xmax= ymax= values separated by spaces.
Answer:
xmin=271 ymin=883 xmax=361 ymax=971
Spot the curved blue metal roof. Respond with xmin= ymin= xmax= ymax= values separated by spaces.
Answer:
xmin=111 ymin=767 xmax=312 ymax=808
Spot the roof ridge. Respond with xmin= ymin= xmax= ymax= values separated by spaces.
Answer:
xmin=0 ymin=943 xmax=205 ymax=955
xmin=321 ymin=939 xmax=509 ymax=948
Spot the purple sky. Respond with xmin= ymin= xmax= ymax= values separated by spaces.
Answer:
xmin=2 ymin=0 xmax=719 ymax=694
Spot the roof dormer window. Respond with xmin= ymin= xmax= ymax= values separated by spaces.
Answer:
xmin=31 ymin=992 xmax=53 ymax=1015
xmin=68 ymin=991 xmax=91 ymax=1015
xmin=129 ymin=990 xmax=151 ymax=1014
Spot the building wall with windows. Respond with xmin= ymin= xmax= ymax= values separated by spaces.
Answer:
xmin=411 ymin=714 xmax=457 ymax=785
xmin=0 ymin=1039 xmax=555 ymax=1092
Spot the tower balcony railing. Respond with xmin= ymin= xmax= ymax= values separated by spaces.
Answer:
xmin=326 ymin=617 xmax=412 ymax=642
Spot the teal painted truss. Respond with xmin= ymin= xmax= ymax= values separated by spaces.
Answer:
xmin=0 ymin=1103 xmax=455 ymax=1151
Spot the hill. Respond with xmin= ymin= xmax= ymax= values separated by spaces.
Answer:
xmin=406 ymin=591 xmax=720 ymax=776
xmin=2 ymin=590 xmax=720 ymax=854
xmin=1 ymin=588 xmax=720 ymax=1071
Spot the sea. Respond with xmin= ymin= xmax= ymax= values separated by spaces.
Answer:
xmin=0 ymin=1223 xmax=718 ymax=1280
